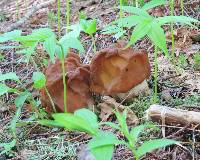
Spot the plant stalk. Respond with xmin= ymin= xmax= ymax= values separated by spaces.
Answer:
xmin=119 ymin=0 xmax=123 ymax=18
xmin=44 ymin=87 xmax=57 ymax=113
xmin=57 ymin=43 xmax=67 ymax=112
xmin=66 ymin=0 xmax=70 ymax=33
xmin=57 ymin=0 xmax=61 ymax=38
xmin=170 ymin=0 xmax=175 ymax=64
xmin=91 ymin=34 xmax=96 ymax=53
xmin=153 ymin=46 xmax=158 ymax=103
xmin=181 ymin=0 xmax=184 ymax=15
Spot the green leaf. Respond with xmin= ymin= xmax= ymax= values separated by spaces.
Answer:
xmin=39 ymin=119 xmax=65 ymax=127
xmin=157 ymin=16 xmax=199 ymax=27
xmin=88 ymin=132 xmax=120 ymax=160
xmin=136 ymin=139 xmax=178 ymax=159
xmin=0 ymin=30 xmax=22 ymax=43
xmin=147 ymin=21 xmax=168 ymax=56
xmin=59 ymin=34 xmax=85 ymax=56
xmin=67 ymin=23 xmax=82 ymax=38
xmin=0 ymin=72 xmax=20 ymax=82
xmin=0 ymin=83 xmax=18 ymax=96
xmin=74 ymin=108 xmax=98 ymax=131
xmin=81 ymin=19 xmax=97 ymax=35
xmin=32 ymin=72 xmax=46 ymax=89
xmin=121 ymin=6 xmax=152 ymax=18
xmin=10 ymin=91 xmax=31 ymax=135
xmin=0 ymin=139 xmax=16 ymax=156
xmin=126 ymin=20 xmax=152 ymax=48
xmin=14 ymin=28 xmax=54 ymax=46
xmin=142 ymin=0 xmax=167 ymax=10
xmin=130 ymin=124 xmax=147 ymax=142
xmin=44 ymin=35 xmax=57 ymax=62
xmin=113 ymin=15 xmax=143 ymax=28
xmin=52 ymin=113 xmax=97 ymax=135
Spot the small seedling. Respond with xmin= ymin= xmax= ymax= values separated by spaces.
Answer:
xmin=178 ymin=54 xmax=188 ymax=69
xmin=193 ymin=53 xmax=200 ymax=70
xmin=80 ymin=18 xmax=97 ymax=53
xmin=39 ymin=108 xmax=178 ymax=160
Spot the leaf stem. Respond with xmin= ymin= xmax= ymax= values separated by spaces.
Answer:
xmin=91 ymin=34 xmax=96 ymax=53
xmin=181 ymin=0 xmax=184 ymax=15
xmin=170 ymin=0 xmax=175 ymax=64
xmin=44 ymin=86 xmax=57 ymax=113
xmin=153 ymin=46 xmax=158 ymax=103
xmin=66 ymin=0 xmax=70 ymax=33
xmin=57 ymin=0 xmax=61 ymax=38
xmin=119 ymin=0 xmax=123 ymax=18
xmin=57 ymin=43 xmax=67 ymax=112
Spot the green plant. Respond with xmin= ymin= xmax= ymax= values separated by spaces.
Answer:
xmin=40 ymin=108 xmax=178 ymax=160
xmin=170 ymin=0 xmax=175 ymax=64
xmin=47 ymin=11 xmax=57 ymax=28
xmin=102 ymin=0 xmax=199 ymax=103
xmin=178 ymin=54 xmax=188 ymax=69
xmin=193 ymin=53 xmax=200 ymax=69
xmin=57 ymin=0 xmax=61 ymax=38
xmin=66 ymin=0 xmax=70 ymax=33
xmin=180 ymin=0 xmax=184 ymax=15
xmin=80 ymin=18 xmax=97 ymax=52
xmin=0 ymin=28 xmax=84 ymax=112
xmin=68 ymin=17 xmax=97 ymax=53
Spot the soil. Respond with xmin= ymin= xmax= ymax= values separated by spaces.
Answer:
xmin=0 ymin=0 xmax=200 ymax=160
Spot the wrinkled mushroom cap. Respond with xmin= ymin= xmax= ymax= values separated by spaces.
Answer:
xmin=41 ymin=52 xmax=93 ymax=113
xmin=90 ymin=42 xmax=151 ymax=94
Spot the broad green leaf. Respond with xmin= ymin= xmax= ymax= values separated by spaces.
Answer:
xmin=52 ymin=113 xmax=97 ymax=135
xmin=44 ymin=35 xmax=57 ymax=62
xmin=126 ymin=20 xmax=152 ymax=48
xmin=121 ymin=6 xmax=152 ymax=18
xmin=113 ymin=30 xmax=126 ymax=40
xmin=0 ymin=83 xmax=11 ymax=96
xmin=147 ymin=21 xmax=168 ymax=56
xmin=39 ymin=119 xmax=65 ymax=127
xmin=142 ymin=0 xmax=167 ymax=10
xmin=59 ymin=34 xmax=85 ymax=56
xmin=30 ymin=28 xmax=54 ymax=42
xmin=88 ymin=132 xmax=120 ymax=160
xmin=0 ymin=139 xmax=16 ymax=156
xmin=101 ymin=25 xmax=123 ymax=34
xmin=67 ymin=24 xmax=82 ymax=38
xmin=130 ymin=124 xmax=147 ymax=142
xmin=74 ymin=108 xmax=98 ymax=131
xmin=10 ymin=91 xmax=31 ymax=135
xmin=14 ymin=28 xmax=54 ymax=46
xmin=157 ymin=16 xmax=199 ymax=27
xmin=0 ymin=30 xmax=22 ymax=43
xmin=136 ymin=139 xmax=178 ymax=159
xmin=0 ymin=83 xmax=19 ymax=96
xmin=113 ymin=15 xmax=143 ymax=28
xmin=115 ymin=111 xmax=130 ymax=140
xmin=32 ymin=72 xmax=46 ymax=89
xmin=81 ymin=19 xmax=97 ymax=35
xmin=0 ymin=72 xmax=20 ymax=82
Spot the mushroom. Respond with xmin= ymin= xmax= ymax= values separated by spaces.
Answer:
xmin=40 ymin=52 xmax=93 ymax=113
xmin=90 ymin=42 xmax=151 ymax=96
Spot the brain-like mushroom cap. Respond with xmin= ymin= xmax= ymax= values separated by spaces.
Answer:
xmin=41 ymin=52 xmax=93 ymax=113
xmin=90 ymin=42 xmax=151 ymax=94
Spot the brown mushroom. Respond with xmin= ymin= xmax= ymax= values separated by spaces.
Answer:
xmin=40 ymin=52 xmax=93 ymax=113
xmin=90 ymin=42 xmax=151 ymax=95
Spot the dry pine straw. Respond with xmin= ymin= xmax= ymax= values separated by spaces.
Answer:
xmin=0 ymin=0 xmax=200 ymax=159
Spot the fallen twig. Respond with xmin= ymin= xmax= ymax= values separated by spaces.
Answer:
xmin=5 ymin=0 xmax=56 ymax=32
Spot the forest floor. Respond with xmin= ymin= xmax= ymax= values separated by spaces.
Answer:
xmin=0 ymin=0 xmax=200 ymax=159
